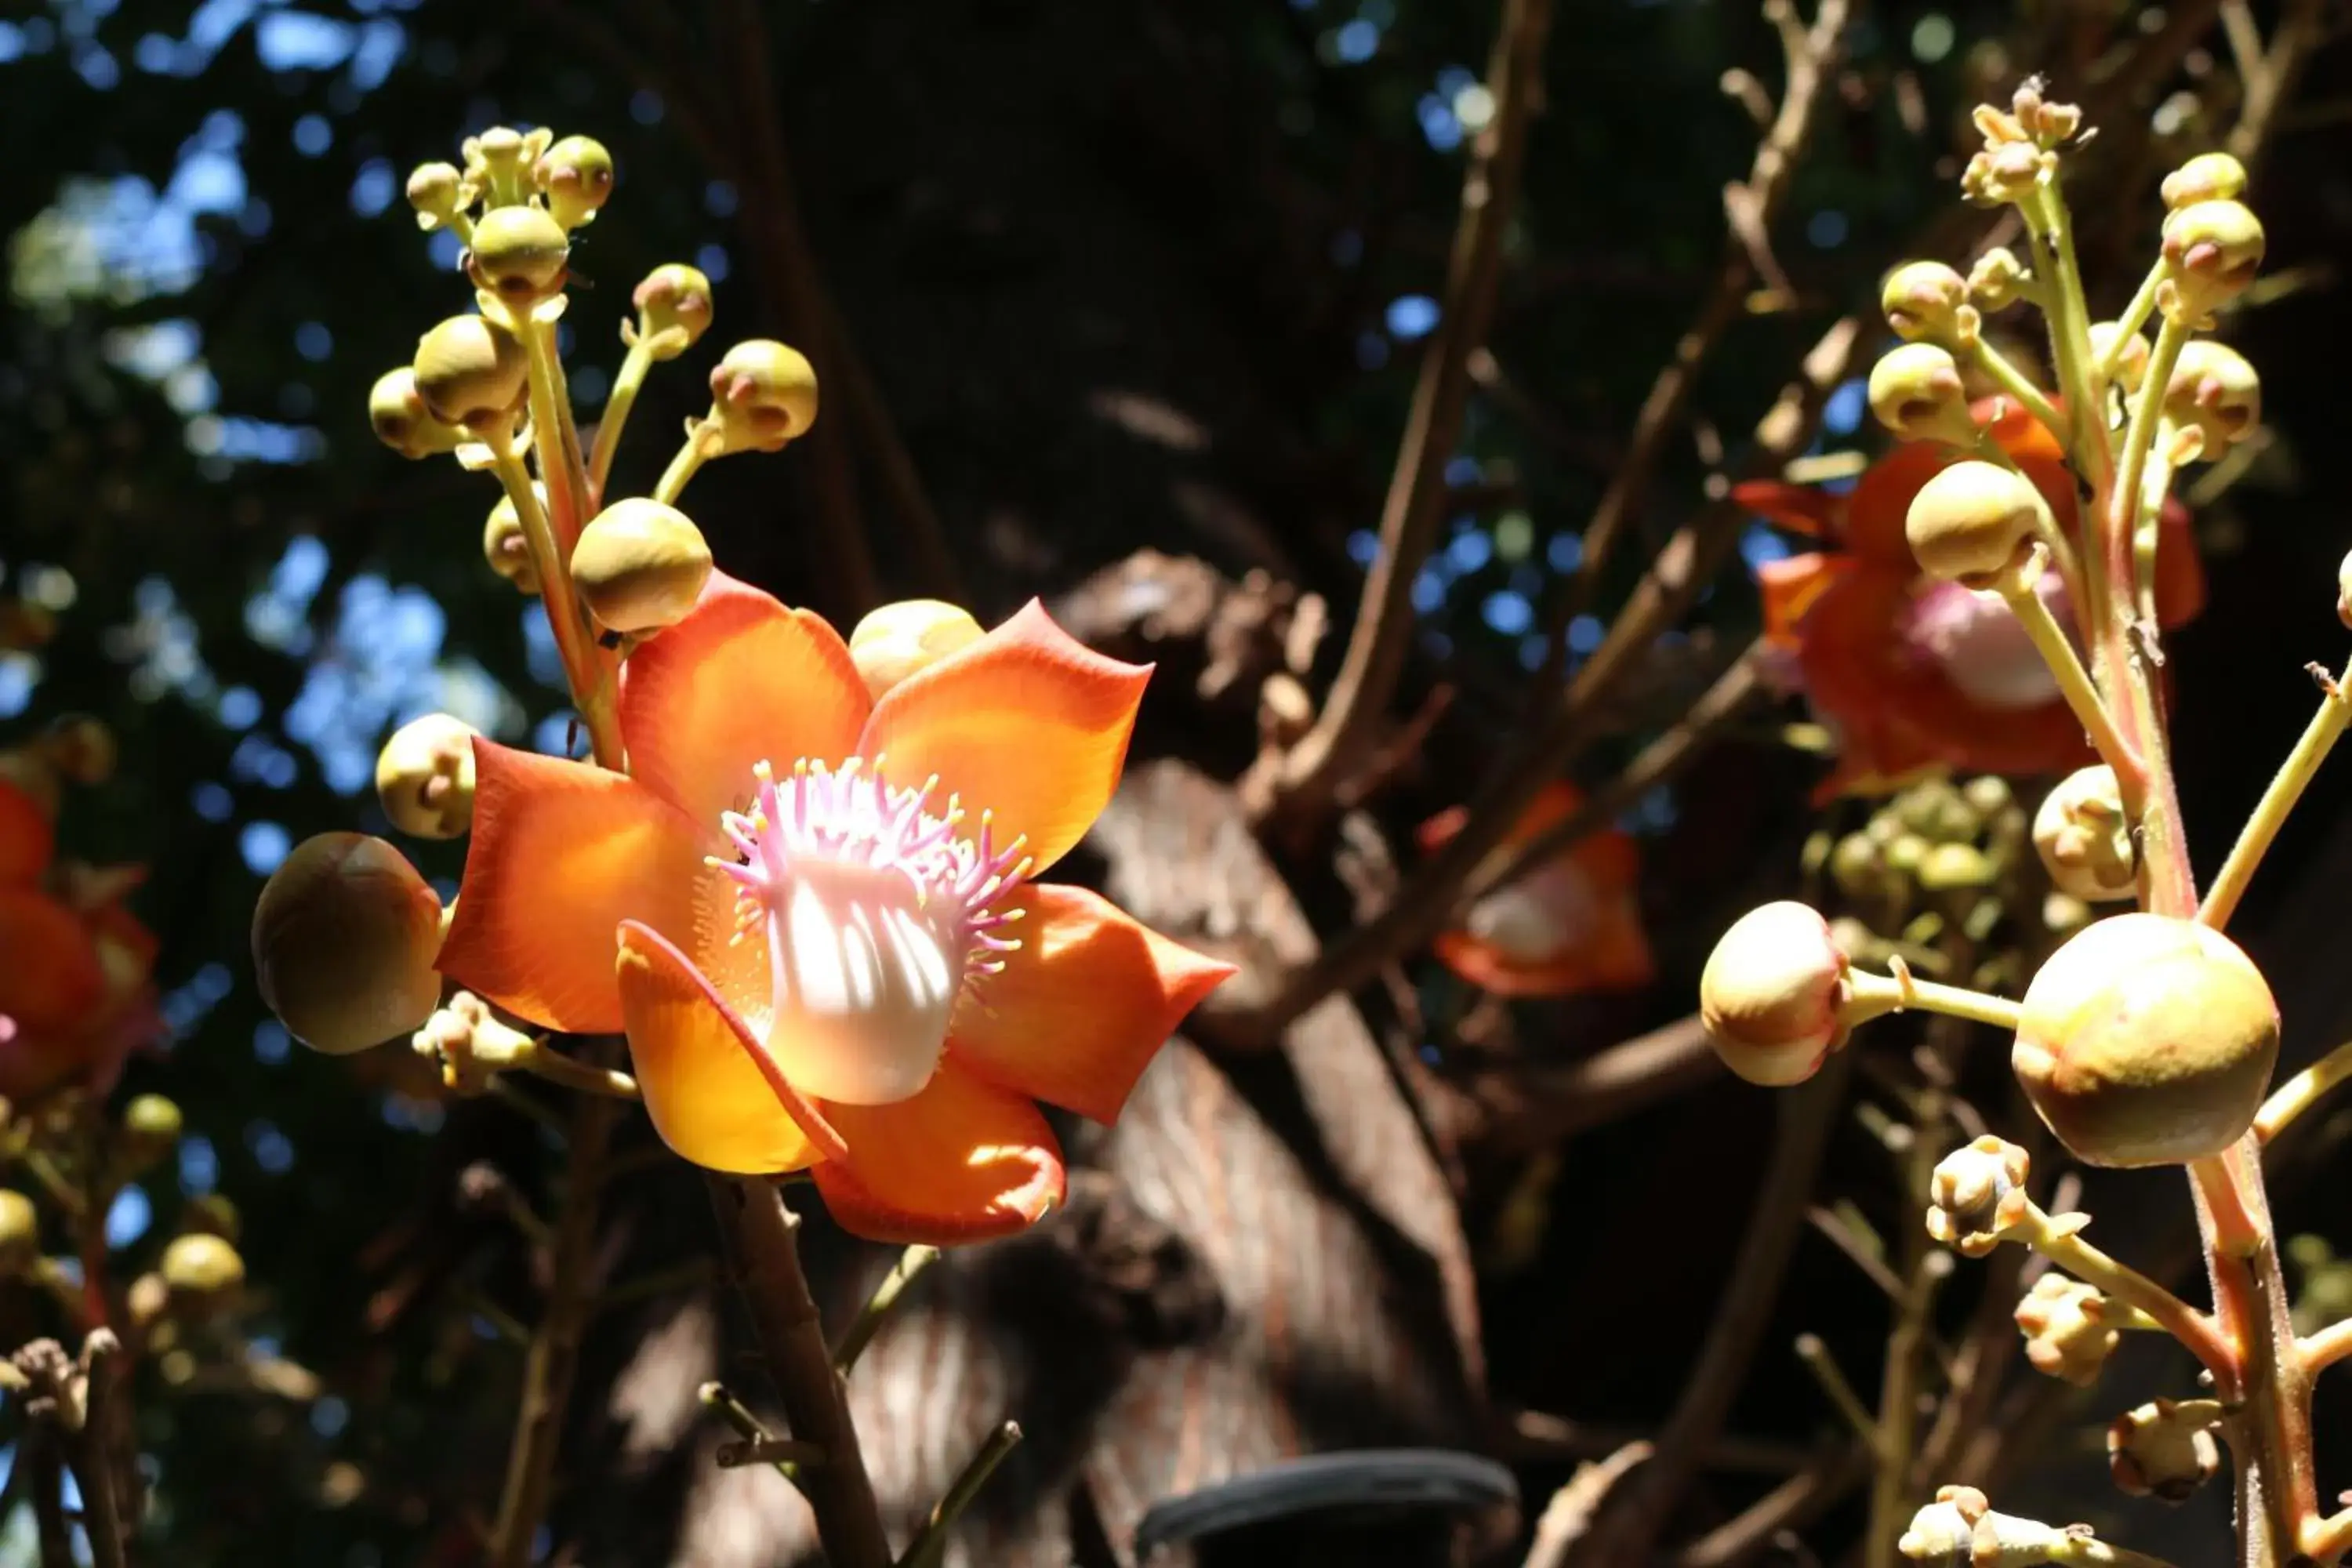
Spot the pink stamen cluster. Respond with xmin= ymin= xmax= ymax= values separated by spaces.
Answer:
xmin=710 ymin=757 xmax=1031 ymax=978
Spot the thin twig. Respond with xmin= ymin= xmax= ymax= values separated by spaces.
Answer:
xmin=27 ymin=1423 xmax=71 ymax=1568
xmin=1523 ymin=1442 xmax=1653 ymax=1568
xmin=898 ymin=1421 xmax=1022 ymax=1568
xmin=716 ymin=1435 xmax=829 ymax=1470
xmin=832 ymin=1244 xmax=941 ymax=1374
xmin=1672 ymin=1448 xmax=1871 ymax=1568
xmin=69 ymin=1332 xmax=127 ymax=1568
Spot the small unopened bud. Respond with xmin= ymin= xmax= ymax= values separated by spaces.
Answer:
xmin=2032 ymin=766 xmax=2136 ymax=902
xmin=1868 ymin=343 xmax=1976 ymax=447
xmin=2160 ymin=200 xmax=2264 ymax=324
xmin=368 ymin=368 xmax=464 ymax=460
xmin=1968 ymin=247 xmax=2029 ymax=311
xmin=376 ymin=714 xmax=481 ymax=840
xmin=412 ymin=315 xmax=528 ymax=429
xmin=183 ymin=1193 xmax=240 ymax=1243
xmin=1926 ymin=1135 xmax=2031 ymax=1257
xmin=465 ymin=126 xmax=532 ymax=202
xmin=465 ymin=205 xmax=571 ymax=306
xmin=2089 ymin=321 xmax=2151 ymax=394
xmin=2162 ymin=339 xmax=2260 ymax=458
xmin=1882 ymin=261 xmax=1972 ymax=343
xmin=707 ymin=339 xmax=819 ymax=453
xmin=1904 ymin=459 xmax=2041 ymax=586
xmin=2108 ymin=1398 xmax=2220 ymax=1500
xmin=632 ymin=263 xmax=715 ymax=359
xmin=1918 ymin=843 xmax=1994 ymax=891
xmin=1828 ymin=833 xmax=1887 ymax=899
xmin=534 ymin=134 xmax=614 ymax=229
xmin=0 ymin=1190 xmax=37 ymax=1276
xmin=1897 ymin=1486 xmax=2067 ymax=1566
xmin=1699 ymin=902 xmax=1854 ymax=1086
xmin=483 ymin=488 xmax=543 ymax=593
xmin=118 ymin=1094 xmax=184 ymax=1174
xmin=571 ymin=499 xmax=713 ymax=635
xmin=2013 ymin=913 xmax=2279 ymax=1167
xmin=252 ymin=833 xmax=445 ymax=1057
xmin=160 ymin=1232 xmax=245 ymax=1306
xmin=2162 ymin=151 xmax=2249 ymax=212
xmin=2013 ymin=1273 xmax=2116 ymax=1385
xmin=405 ymin=161 xmax=466 ymax=232
xmin=848 ymin=601 xmax=986 ymax=701
xmin=1962 ymin=141 xmax=2046 ymax=207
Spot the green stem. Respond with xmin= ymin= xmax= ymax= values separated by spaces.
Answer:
xmin=2259 ymin=1036 xmax=2352 ymax=1145
xmin=588 ymin=336 xmax=657 ymax=503
xmin=1965 ymin=338 xmax=2069 ymax=446
xmin=515 ymin=1043 xmax=641 ymax=1100
xmin=655 ymin=423 xmax=719 ymax=506
xmin=1844 ymin=967 xmax=2020 ymax=1032
xmin=487 ymin=444 xmax=622 ymax=767
xmin=1995 ymin=564 xmax=2141 ymax=782
xmin=2016 ymin=1203 xmax=2230 ymax=1376
xmin=898 ymin=1421 xmax=1022 ymax=1568
xmin=2201 ymin=662 xmax=2351 ymax=931
xmin=2100 ymin=261 xmax=2167 ymax=379
xmin=1793 ymin=1334 xmax=1882 ymax=1457
xmin=833 ymin=1245 xmax=940 ymax=1374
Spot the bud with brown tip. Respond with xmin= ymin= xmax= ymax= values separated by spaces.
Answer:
xmin=2108 ymin=1398 xmax=2221 ymax=1501
xmin=376 ymin=714 xmax=481 ymax=840
xmin=632 ymin=263 xmax=715 ymax=359
xmin=707 ymin=340 xmax=819 ymax=452
xmin=848 ymin=601 xmax=985 ymax=701
xmin=2012 ymin=913 xmax=2279 ymax=1167
xmin=534 ymin=134 xmax=614 ymax=229
xmin=1967 ymin=247 xmax=2028 ymax=312
xmin=2163 ymin=340 xmax=2260 ymax=458
xmin=1882 ymin=261 xmax=1972 ymax=343
xmin=412 ymin=315 xmax=528 ymax=429
xmin=1926 ymin=1135 xmax=2031 ymax=1257
xmin=2013 ymin=1273 xmax=2116 ymax=1385
xmin=465 ymin=205 xmax=571 ymax=307
xmin=1699 ymin=902 xmax=1855 ymax=1085
xmin=2160 ymin=200 xmax=2264 ymax=325
xmin=2161 ymin=151 xmax=2249 ymax=212
xmin=571 ymin=499 xmax=713 ymax=635
xmin=1868 ymin=343 xmax=1976 ymax=447
xmin=2089 ymin=321 xmax=2151 ymax=394
xmin=369 ymin=368 xmax=465 ymax=460
xmin=405 ymin=162 xmax=467 ymax=232
xmin=483 ymin=488 xmax=543 ymax=593
xmin=1904 ymin=459 xmax=2042 ymax=586
xmin=2032 ymin=766 xmax=2136 ymax=902
xmin=252 ymin=833 xmax=445 ymax=1056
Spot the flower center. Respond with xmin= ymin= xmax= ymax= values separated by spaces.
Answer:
xmin=711 ymin=757 xmax=1028 ymax=1106
xmin=1904 ymin=574 xmax=2069 ymax=712
xmin=1464 ymin=860 xmax=1597 ymax=965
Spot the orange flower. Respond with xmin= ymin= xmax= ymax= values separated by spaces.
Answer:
xmin=1417 ymin=782 xmax=1653 ymax=997
xmin=437 ymin=575 xmax=1235 ymax=1244
xmin=1737 ymin=400 xmax=2206 ymax=802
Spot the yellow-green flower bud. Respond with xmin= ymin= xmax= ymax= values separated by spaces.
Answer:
xmin=376 ymin=714 xmax=481 ymax=840
xmin=1967 ymin=247 xmax=2028 ymax=312
xmin=571 ymin=499 xmax=713 ymax=634
xmin=118 ymin=1094 xmax=184 ymax=1174
xmin=2032 ymin=766 xmax=2135 ymax=902
xmin=2162 ymin=339 xmax=2260 ymax=459
xmin=0 ymin=1190 xmax=37 ymax=1277
xmin=160 ymin=1232 xmax=245 ymax=1305
xmin=708 ymin=339 xmax=819 ymax=453
xmin=1881 ymin=261 xmax=1971 ymax=343
xmin=465 ymin=204 xmax=570 ymax=306
xmin=369 ymin=368 xmax=465 ymax=460
xmin=534 ymin=134 xmax=614 ymax=229
xmin=2013 ymin=913 xmax=2278 ymax=1167
xmin=2014 ymin=1274 xmax=2116 ymax=1386
xmin=2161 ymin=151 xmax=2248 ymax=212
xmin=1904 ymin=459 xmax=2041 ymax=586
xmin=466 ymin=126 xmax=532 ymax=205
xmin=1699 ymin=902 xmax=1854 ymax=1086
xmin=2108 ymin=1398 xmax=2220 ymax=1501
xmin=1925 ymin=1135 xmax=2031 ymax=1257
xmin=1918 ymin=843 xmax=1994 ymax=891
xmin=412 ymin=315 xmax=528 ymax=429
xmin=1827 ymin=833 xmax=1885 ymax=899
xmin=2088 ymin=321 xmax=2151 ymax=394
xmin=183 ymin=1193 xmax=240 ymax=1243
xmin=1899 ymin=1486 xmax=2066 ymax=1565
xmin=632 ymin=264 xmax=715 ymax=359
xmin=848 ymin=600 xmax=985 ymax=701
xmin=1884 ymin=832 xmax=1930 ymax=879
xmin=252 ymin=833 xmax=445 ymax=1057
xmin=1961 ymin=140 xmax=2045 ymax=207
xmin=406 ymin=161 xmax=467 ymax=232
xmin=484 ymin=488 xmax=543 ymax=593
xmin=1867 ymin=343 xmax=1976 ymax=447
xmin=2160 ymin=199 xmax=2264 ymax=324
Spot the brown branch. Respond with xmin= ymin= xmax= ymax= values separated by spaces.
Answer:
xmin=1472 ymin=1014 xmax=1721 ymax=1157
xmin=2226 ymin=0 xmax=2328 ymax=173
xmin=1249 ymin=0 xmax=1555 ymax=829
xmin=1523 ymin=1442 xmax=1653 ymax=1568
xmin=704 ymin=1178 xmax=893 ymax=1568
xmin=1671 ymin=1447 xmax=1871 ymax=1568
xmin=68 ymin=1333 xmax=127 ymax=1568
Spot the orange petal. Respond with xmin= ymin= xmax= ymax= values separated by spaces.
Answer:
xmin=619 ymin=572 xmax=870 ymax=826
xmin=439 ymin=741 xmax=707 ymax=1033
xmin=1569 ymin=822 xmax=1641 ymax=891
xmin=814 ymin=1059 xmax=1065 ymax=1245
xmin=0 ymin=889 xmax=105 ymax=1032
xmin=615 ymin=920 xmax=838 ymax=1174
xmin=857 ymin=601 xmax=1149 ymax=875
xmin=948 ymin=884 xmax=1233 ymax=1123
xmin=1842 ymin=445 xmax=1952 ymax=565
xmin=1432 ymin=894 xmax=1656 ymax=997
xmin=0 ymin=781 xmax=50 ymax=886
xmin=1756 ymin=554 xmax=1846 ymax=652
xmin=1730 ymin=478 xmax=1839 ymax=540
xmin=2153 ymin=499 xmax=2207 ymax=629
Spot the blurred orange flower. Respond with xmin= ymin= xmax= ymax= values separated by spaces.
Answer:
xmin=437 ymin=575 xmax=1233 ymax=1244
xmin=1417 ymin=782 xmax=1653 ymax=997
xmin=1735 ymin=399 xmax=2206 ymax=802
xmin=0 ymin=778 xmax=161 ymax=1102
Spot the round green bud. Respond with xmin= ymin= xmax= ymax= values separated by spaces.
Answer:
xmin=412 ymin=315 xmax=528 ymax=429
xmin=484 ymin=487 xmax=543 ymax=593
xmin=252 ymin=833 xmax=445 ymax=1056
xmin=0 ymin=1190 xmax=38 ymax=1276
xmin=1867 ymin=343 xmax=1976 ymax=447
xmin=848 ymin=600 xmax=985 ymax=701
xmin=465 ymin=204 xmax=570 ymax=306
xmin=572 ymin=499 xmax=713 ymax=634
xmin=466 ymin=126 xmax=531 ymax=198
xmin=160 ymin=1232 xmax=245 ymax=1302
xmin=183 ymin=1193 xmax=241 ymax=1243
xmin=1828 ymin=833 xmax=1885 ymax=899
xmin=1884 ymin=832 xmax=1931 ymax=879
xmin=2088 ymin=321 xmax=2151 ymax=394
xmin=1918 ymin=842 xmax=1994 ymax=891
xmin=369 ymin=367 xmax=466 ymax=460
xmin=1700 ymin=902 xmax=1854 ymax=1087
xmin=1904 ymin=459 xmax=2042 ymax=586
xmin=2162 ymin=340 xmax=2260 ymax=459
xmin=2160 ymin=200 xmax=2264 ymax=324
xmin=535 ymin=135 xmax=615 ymax=229
xmin=1967 ymin=247 xmax=2029 ymax=312
xmin=376 ymin=714 xmax=481 ymax=840
xmin=122 ymin=1093 xmax=184 ymax=1148
xmin=708 ymin=339 xmax=819 ymax=453
xmin=2161 ymin=152 xmax=2249 ymax=212
xmin=2013 ymin=913 xmax=2279 ymax=1167
xmin=632 ymin=264 xmax=715 ymax=359
xmin=1881 ymin=261 xmax=1971 ymax=343
xmin=405 ymin=162 xmax=466 ymax=232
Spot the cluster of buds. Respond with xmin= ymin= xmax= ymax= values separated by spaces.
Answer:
xmin=2013 ymin=1273 xmax=2118 ymax=1385
xmin=1925 ymin=1135 xmax=2031 ymax=1258
xmin=2157 ymin=152 xmax=2263 ymax=328
xmin=1897 ymin=1486 xmax=2071 ymax=1564
xmin=2107 ymin=1398 xmax=2221 ymax=1501
xmin=1960 ymin=80 xmax=2081 ymax=208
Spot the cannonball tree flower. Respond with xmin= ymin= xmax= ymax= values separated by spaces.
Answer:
xmin=1414 ymin=782 xmax=1653 ymax=997
xmin=1735 ymin=398 xmax=2208 ymax=801
xmin=436 ymin=575 xmax=1236 ymax=1244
